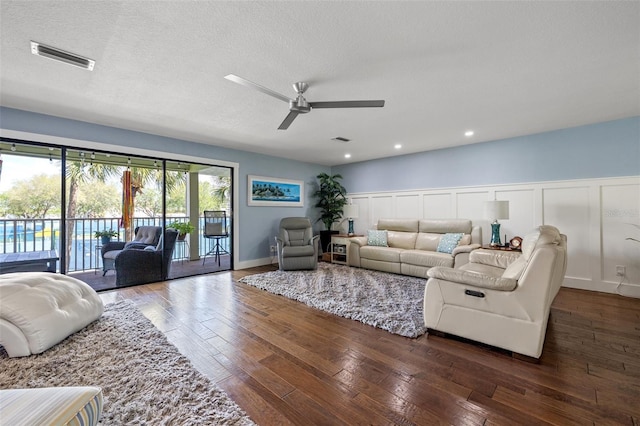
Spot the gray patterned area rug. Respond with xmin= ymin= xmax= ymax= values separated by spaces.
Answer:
xmin=240 ymin=263 xmax=427 ymax=338
xmin=0 ymin=300 xmax=254 ymax=425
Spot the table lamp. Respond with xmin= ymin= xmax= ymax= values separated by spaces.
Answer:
xmin=484 ymin=200 xmax=509 ymax=246
xmin=343 ymin=204 xmax=359 ymax=236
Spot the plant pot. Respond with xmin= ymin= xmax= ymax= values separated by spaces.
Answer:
xmin=100 ymin=236 xmax=111 ymax=245
xmin=319 ymin=230 xmax=339 ymax=253
xmin=177 ymin=233 xmax=187 ymax=241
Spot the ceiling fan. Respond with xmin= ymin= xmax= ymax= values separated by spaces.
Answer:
xmin=224 ymin=74 xmax=385 ymax=130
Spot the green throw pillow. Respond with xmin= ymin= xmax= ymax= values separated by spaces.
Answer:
xmin=367 ymin=230 xmax=388 ymax=247
xmin=436 ymin=233 xmax=464 ymax=254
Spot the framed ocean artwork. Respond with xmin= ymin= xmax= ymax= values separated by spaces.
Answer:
xmin=248 ymin=175 xmax=304 ymax=207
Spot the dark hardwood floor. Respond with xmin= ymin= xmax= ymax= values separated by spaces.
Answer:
xmin=99 ymin=266 xmax=640 ymax=425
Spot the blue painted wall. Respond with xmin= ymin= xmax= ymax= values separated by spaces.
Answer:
xmin=334 ymin=117 xmax=640 ymax=193
xmin=2 ymin=106 xmax=638 ymax=263
xmin=0 ymin=107 xmax=329 ymax=262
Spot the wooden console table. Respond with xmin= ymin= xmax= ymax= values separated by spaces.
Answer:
xmin=0 ymin=250 xmax=59 ymax=274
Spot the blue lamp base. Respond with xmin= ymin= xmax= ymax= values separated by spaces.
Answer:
xmin=348 ymin=219 xmax=354 ymax=236
xmin=490 ymin=222 xmax=501 ymax=246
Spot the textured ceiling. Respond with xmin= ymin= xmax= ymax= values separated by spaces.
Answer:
xmin=1 ymin=1 xmax=638 ymax=166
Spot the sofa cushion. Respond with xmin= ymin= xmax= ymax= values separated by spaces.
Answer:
xmin=436 ymin=233 xmax=464 ymax=253
xmin=521 ymin=225 xmax=562 ymax=260
xmin=460 ymin=261 xmax=505 ymax=277
xmin=401 ymin=250 xmax=454 ymax=268
xmin=367 ymin=230 xmax=388 ymax=247
xmin=502 ymin=255 xmax=526 ymax=280
xmin=414 ymin=233 xmax=441 ymax=251
xmin=387 ymin=231 xmax=417 ymax=249
xmin=360 ymin=245 xmax=403 ymax=262
xmin=377 ymin=219 xmax=419 ymax=232
xmin=282 ymin=245 xmax=315 ymax=257
xmin=418 ymin=219 xmax=472 ymax=234
xmin=469 ymin=249 xmax=521 ymax=269
xmin=0 ymin=386 xmax=103 ymax=426
xmin=427 ymin=267 xmax=518 ymax=291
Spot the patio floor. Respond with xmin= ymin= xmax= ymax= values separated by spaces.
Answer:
xmin=70 ymin=255 xmax=233 ymax=292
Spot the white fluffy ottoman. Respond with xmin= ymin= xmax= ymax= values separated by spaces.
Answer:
xmin=0 ymin=272 xmax=103 ymax=357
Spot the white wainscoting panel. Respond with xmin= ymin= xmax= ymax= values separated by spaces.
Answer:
xmin=496 ymin=189 xmax=536 ymax=243
xmin=423 ymin=193 xmax=453 ymax=219
xmin=349 ymin=176 xmax=640 ymax=297
xmin=601 ymin=183 xmax=640 ymax=296
xmin=396 ymin=194 xmax=421 ymax=219
xmin=371 ymin=195 xmax=394 ymax=229
xmin=542 ymin=186 xmax=592 ymax=282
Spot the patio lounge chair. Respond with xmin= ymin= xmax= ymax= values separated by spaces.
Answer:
xmin=101 ymin=226 xmax=162 ymax=276
xmin=114 ymin=228 xmax=179 ymax=287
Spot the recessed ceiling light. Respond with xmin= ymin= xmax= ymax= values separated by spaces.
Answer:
xmin=30 ymin=41 xmax=95 ymax=70
xmin=344 ymin=153 xmax=351 ymax=159
xmin=394 ymin=144 xmax=402 ymax=149
xmin=464 ymin=130 xmax=474 ymax=137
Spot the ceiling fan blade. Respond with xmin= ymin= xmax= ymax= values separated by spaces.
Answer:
xmin=224 ymin=74 xmax=292 ymax=103
xmin=309 ymin=100 xmax=385 ymax=109
xmin=278 ymin=111 xmax=299 ymax=130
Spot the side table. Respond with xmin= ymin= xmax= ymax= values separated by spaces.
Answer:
xmin=330 ymin=234 xmax=362 ymax=265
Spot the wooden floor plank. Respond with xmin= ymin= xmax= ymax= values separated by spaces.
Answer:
xmin=96 ymin=267 xmax=640 ymax=425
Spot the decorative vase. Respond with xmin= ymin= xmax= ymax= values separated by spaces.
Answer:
xmin=490 ymin=222 xmax=501 ymax=246
xmin=348 ymin=219 xmax=355 ymax=236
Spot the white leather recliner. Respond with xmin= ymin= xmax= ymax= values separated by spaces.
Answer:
xmin=423 ymin=225 xmax=567 ymax=359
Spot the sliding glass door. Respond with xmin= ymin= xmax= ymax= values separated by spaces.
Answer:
xmin=0 ymin=138 xmax=233 ymax=290
xmin=0 ymin=141 xmax=62 ymax=274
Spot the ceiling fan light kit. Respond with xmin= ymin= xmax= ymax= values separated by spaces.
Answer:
xmin=224 ymin=74 xmax=385 ymax=130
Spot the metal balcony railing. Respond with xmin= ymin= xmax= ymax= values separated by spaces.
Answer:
xmin=0 ymin=216 xmax=230 ymax=272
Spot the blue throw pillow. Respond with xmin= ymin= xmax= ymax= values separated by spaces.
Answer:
xmin=367 ymin=230 xmax=388 ymax=247
xmin=436 ymin=233 xmax=464 ymax=254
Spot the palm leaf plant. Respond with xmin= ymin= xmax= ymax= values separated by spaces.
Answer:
xmin=313 ymin=172 xmax=348 ymax=251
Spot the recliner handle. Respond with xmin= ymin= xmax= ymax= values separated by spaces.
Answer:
xmin=465 ymin=289 xmax=485 ymax=298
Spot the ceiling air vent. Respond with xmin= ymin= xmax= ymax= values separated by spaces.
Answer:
xmin=30 ymin=41 xmax=95 ymax=71
xmin=332 ymin=137 xmax=351 ymax=142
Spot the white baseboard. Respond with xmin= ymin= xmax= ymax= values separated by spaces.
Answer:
xmin=562 ymin=278 xmax=640 ymax=298
xmin=236 ymin=257 xmax=277 ymax=270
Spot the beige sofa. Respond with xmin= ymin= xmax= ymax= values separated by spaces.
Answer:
xmin=424 ymin=225 xmax=567 ymax=358
xmin=348 ymin=219 xmax=482 ymax=278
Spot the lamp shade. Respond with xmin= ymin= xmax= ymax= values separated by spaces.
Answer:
xmin=343 ymin=204 xmax=359 ymax=219
xmin=484 ymin=200 xmax=509 ymax=221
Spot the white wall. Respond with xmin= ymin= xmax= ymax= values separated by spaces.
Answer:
xmin=341 ymin=176 xmax=640 ymax=298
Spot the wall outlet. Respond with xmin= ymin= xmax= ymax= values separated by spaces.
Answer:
xmin=270 ymin=245 xmax=276 ymax=254
xmin=616 ymin=265 xmax=626 ymax=276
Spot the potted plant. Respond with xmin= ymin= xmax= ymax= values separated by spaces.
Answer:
xmin=168 ymin=221 xmax=195 ymax=240
xmin=313 ymin=172 xmax=348 ymax=252
xmin=95 ymin=229 xmax=118 ymax=245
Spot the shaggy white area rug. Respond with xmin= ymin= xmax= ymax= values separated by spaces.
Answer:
xmin=240 ymin=263 xmax=427 ymax=338
xmin=0 ymin=300 xmax=254 ymax=425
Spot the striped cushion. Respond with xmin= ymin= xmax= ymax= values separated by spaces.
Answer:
xmin=0 ymin=386 xmax=102 ymax=426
